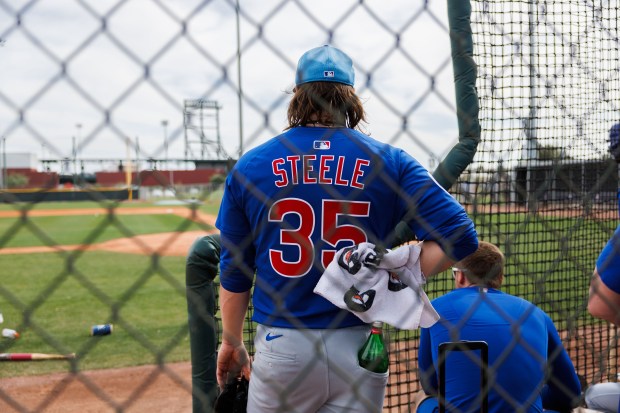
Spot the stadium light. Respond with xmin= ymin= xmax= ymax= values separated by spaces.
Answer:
xmin=0 ymin=135 xmax=5 ymax=189
xmin=162 ymin=120 xmax=168 ymax=170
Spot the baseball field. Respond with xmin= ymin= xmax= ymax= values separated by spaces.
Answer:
xmin=0 ymin=200 xmax=223 ymax=411
xmin=0 ymin=200 xmax=615 ymax=412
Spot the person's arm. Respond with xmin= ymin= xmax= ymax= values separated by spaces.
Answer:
xmin=588 ymin=226 xmax=620 ymax=323
xmin=214 ymin=168 xmax=256 ymax=388
xmin=397 ymin=152 xmax=478 ymax=263
xmin=588 ymin=268 xmax=620 ymax=325
xmin=542 ymin=315 xmax=582 ymax=412
xmin=420 ymin=240 xmax=455 ymax=278
xmin=216 ymin=286 xmax=252 ymax=388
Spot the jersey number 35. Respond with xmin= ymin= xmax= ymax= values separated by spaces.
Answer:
xmin=268 ymin=198 xmax=369 ymax=277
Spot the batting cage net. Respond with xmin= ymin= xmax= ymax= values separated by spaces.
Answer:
xmin=467 ymin=0 xmax=620 ymax=385
xmin=0 ymin=0 xmax=619 ymax=412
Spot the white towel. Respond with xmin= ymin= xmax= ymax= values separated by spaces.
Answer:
xmin=314 ymin=242 xmax=439 ymax=330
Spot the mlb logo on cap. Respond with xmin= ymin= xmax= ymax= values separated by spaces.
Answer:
xmin=295 ymin=45 xmax=355 ymax=86
xmin=314 ymin=140 xmax=331 ymax=150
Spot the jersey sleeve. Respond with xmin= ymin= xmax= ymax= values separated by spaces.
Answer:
xmin=397 ymin=150 xmax=478 ymax=261
xmin=596 ymin=225 xmax=620 ymax=294
xmin=541 ymin=313 xmax=581 ymax=411
xmin=215 ymin=169 xmax=256 ymax=293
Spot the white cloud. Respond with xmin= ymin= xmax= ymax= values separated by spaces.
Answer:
xmin=0 ymin=0 xmax=468 ymax=172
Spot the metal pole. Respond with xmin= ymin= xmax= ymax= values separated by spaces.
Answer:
xmin=135 ymin=136 xmax=141 ymax=197
xmin=525 ymin=0 xmax=538 ymax=211
xmin=72 ymin=136 xmax=77 ymax=185
xmin=75 ymin=123 xmax=82 ymax=185
xmin=0 ymin=136 xmax=5 ymax=189
xmin=162 ymin=120 xmax=168 ymax=170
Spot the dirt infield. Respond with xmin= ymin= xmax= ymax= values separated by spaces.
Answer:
xmin=0 ymin=363 xmax=193 ymax=413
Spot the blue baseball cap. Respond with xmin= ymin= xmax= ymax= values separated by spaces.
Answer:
xmin=295 ymin=45 xmax=355 ymax=87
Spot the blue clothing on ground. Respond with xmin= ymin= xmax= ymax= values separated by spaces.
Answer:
xmin=216 ymin=126 xmax=478 ymax=329
xmin=597 ymin=224 xmax=620 ymax=294
xmin=418 ymin=287 xmax=581 ymax=413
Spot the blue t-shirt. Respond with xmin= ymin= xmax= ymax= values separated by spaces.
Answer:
xmin=418 ymin=287 xmax=581 ymax=413
xmin=597 ymin=224 xmax=620 ymax=294
xmin=216 ymin=127 xmax=478 ymax=328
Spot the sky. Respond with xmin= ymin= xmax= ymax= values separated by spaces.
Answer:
xmin=0 ymin=0 xmax=461 ymax=173
xmin=1 ymin=0 xmax=618 ymax=176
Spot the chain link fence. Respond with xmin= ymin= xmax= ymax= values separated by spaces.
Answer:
xmin=1 ymin=0 xmax=619 ymax=411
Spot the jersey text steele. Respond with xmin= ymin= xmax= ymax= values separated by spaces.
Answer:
xmin=272 ymin=155 xmax=370 ymax=189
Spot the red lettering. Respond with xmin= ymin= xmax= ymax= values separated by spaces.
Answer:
xmin=351 ymin=159 xmax=370 ymax=189
xmin=335 ymin=156 xmax=349 ymax=186
xmin=272 ymin=158 xmax=288 ymax=187
xmin=303 ymin=155 xmax=317 ymax=184
xmin=319 ymin=155 xmax=334 ymax=184
xmin=287 ymin=155 xmax=300 ymax=184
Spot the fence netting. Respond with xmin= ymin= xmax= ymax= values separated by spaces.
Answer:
xmin=0 ymin=0 xmax=619 ymax=412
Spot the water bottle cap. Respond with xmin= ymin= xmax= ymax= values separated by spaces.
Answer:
xmin=371 ymin=321 xmax=383 ymax=328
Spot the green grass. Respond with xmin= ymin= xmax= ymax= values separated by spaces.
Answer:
xmin=0 ymin=200 xmax=151 ymax=211
xmin=0 ymin=199 xmax=222 ymax=215
xmin=0 ymin=204 xmax=218 ymax=377
xmin=423 ymin=212 xmax=616 ymax=330
xmin=0 ymin=251 xmax=189 ymax=378
xmin=0 ymin=213 xmax=209 ymax=248
xmin=0 ymin=205 xmax=614 ymax=377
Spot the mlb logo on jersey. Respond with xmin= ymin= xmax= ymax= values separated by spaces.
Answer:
xmin=323 ymin=70 xmax=335 ymax=78
xmin=313 ymin=140 xmax=331 ymax=150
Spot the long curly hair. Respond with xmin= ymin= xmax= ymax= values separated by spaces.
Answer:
xmin=286 ymin=82 xmax=367 ymax=131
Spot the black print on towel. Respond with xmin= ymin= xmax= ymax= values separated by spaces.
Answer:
xmin=338 ymin=245 xmax=381 ymax=275
xmin=344 ymin=287 xmax=376 ymax=312
xmin=387 ymin=271 xmax=408 ymax=292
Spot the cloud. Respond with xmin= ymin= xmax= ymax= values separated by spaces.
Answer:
xmin=0 ymin=0 xmax=460 ymax=172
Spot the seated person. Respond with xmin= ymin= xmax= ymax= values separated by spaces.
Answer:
xmin=416 ymin=241 xmax=581 ymax=413
xmin=585 ymin=224 xmax=620 ymax=413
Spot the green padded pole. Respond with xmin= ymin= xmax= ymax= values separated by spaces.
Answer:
xmin=393 ymin=0 xmax=479 ymax=246
xmin=432 ymin=0 xmax=481 ymax=189
xmin=186 ymin=233 xmax=221 ymax=412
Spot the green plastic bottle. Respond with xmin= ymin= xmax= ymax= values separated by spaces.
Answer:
xmin=358 ymin=321 xmax=389 ymax=373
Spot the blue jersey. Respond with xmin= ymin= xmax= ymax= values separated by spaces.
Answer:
xmin=418 ymin=287 xmax=581 ymax=413
xmin=597 ymin=224 xmax=620 ymax=294
xmin=216 ymin=127 xmax=478 ymax=328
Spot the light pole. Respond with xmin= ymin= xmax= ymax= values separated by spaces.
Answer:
xmin=161 ymin=120 xmax=168 ymax=170
xmin=73 ymin=123 xmax=81 ymax=185
xmin=0 ymin=136 xmax=5 ymax=189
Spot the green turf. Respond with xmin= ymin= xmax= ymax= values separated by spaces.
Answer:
xmin=0 ymin=200 xmax=151 ymax=211
xmin=0 ymin=212 xmax=211 ymax=248
xmin=0 ymin=206 xmax=613 ymax=377
xmin=0 ymin=199 xmax=221 ymax=215
xmin=0 ymin=251 xmax=189 ymax=378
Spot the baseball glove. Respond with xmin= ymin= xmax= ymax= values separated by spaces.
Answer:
xmin=213 ymin=376 xmax=249 ymax=413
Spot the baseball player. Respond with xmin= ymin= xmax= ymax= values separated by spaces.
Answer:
xmin=416 ymin=241 xmax=581 ymax=413
xmin=609 ymin=122 xmax=620 ymax=214
xmin=215 ymin=44 xmax=479 ymax=412
xmin=585 ymin=225 xmax=620 ymax=412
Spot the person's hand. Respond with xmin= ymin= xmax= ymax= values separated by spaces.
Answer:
xmin=216 ymin=339 xmax=251 ymax=389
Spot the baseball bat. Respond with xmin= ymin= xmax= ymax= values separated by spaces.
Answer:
xmin=0 ymin=353 xmax=76 ymax=361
